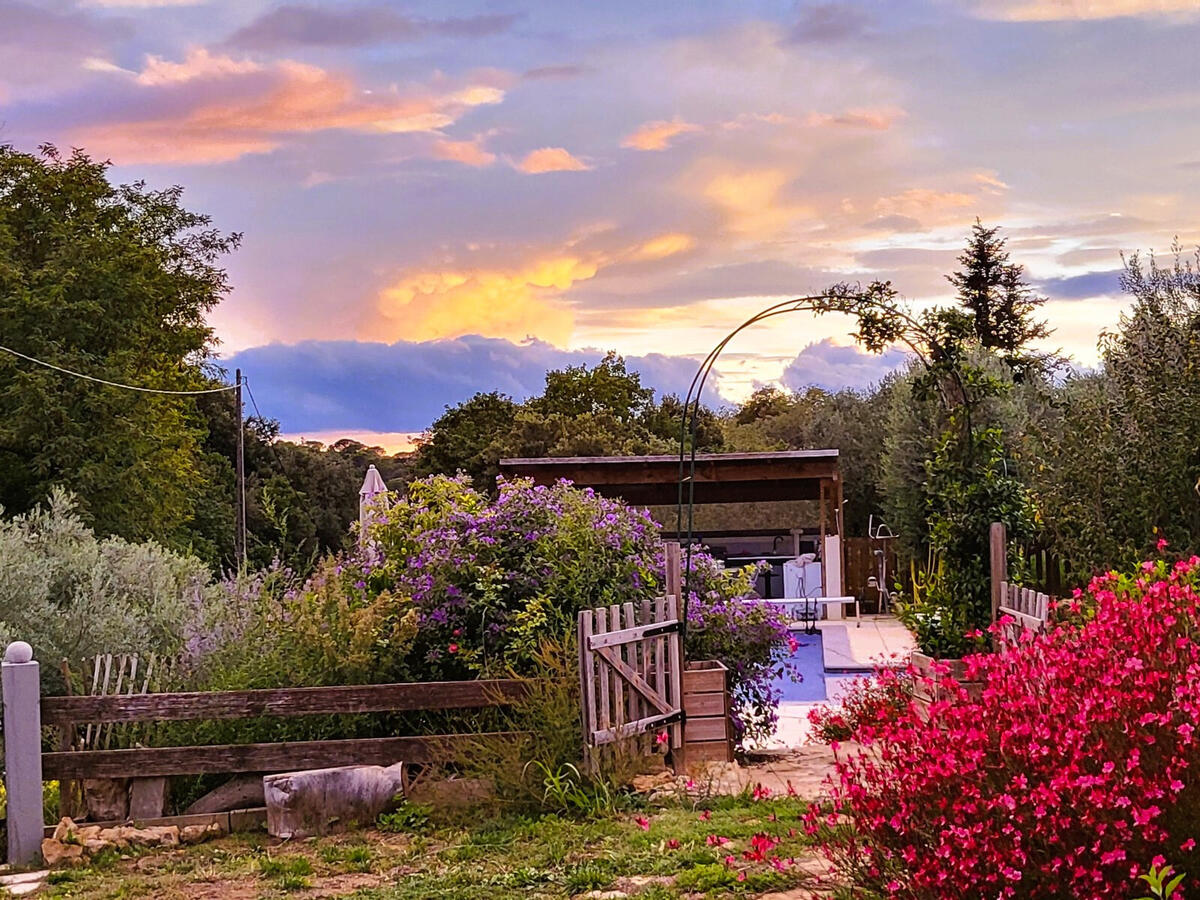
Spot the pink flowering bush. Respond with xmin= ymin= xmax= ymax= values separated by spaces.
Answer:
xmin=805 ymin=548 xmax=1200 ymax=899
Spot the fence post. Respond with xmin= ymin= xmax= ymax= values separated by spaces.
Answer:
xmin=989 ymin=522 xmax=1007 ymax=623
xmin=3 ymin=641 xmax=45 ymax=866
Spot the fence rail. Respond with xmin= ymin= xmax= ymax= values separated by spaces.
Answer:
xmin=2 ymin=641 xmax=531 ymax=866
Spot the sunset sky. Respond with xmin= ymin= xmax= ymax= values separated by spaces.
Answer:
xmin=5 ymin=0 xmax=1200 ymax=450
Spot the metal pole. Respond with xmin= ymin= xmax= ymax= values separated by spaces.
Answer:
xmin=235 ymin=368 xmax=246 ymax=567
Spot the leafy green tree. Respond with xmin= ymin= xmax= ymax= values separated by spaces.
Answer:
xmin=530 ymin=351 xmax=653 ymax=421
xmin=0 ymin=145 xmax=239 ymax=548
xmin=1034 ymin=248 xmax=1200 ymax=571
xmin=724 ymin=385 xmax=891 ymax=535
xmin=413 ymin=355 xmax=723 ymax=491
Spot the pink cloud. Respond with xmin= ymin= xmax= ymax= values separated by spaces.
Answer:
xmin=431 ymin=137 xmax=496 ymax=167
xmin=74 ymin=54 xmax=508 ymax=165
xmin=515 ymin=147 xmax=591 ymax=174
xmin=621 ymin=117 xmax=701 ymax=151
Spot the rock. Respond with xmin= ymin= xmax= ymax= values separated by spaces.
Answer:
xmin=631 ymin=771 xmax=676 ymax=793
xmin=76 ymin=825 xmax=103 ymax=843
xmin=40 ymin=839 xmax=84 ymax=867
xmin=83 ymin=839 xmax=112 ymax=855
xmin=579 ymin=892 xmax=628 ymax=899
xmin=180 ymin=822 xmax=223 ymax=845
xmin=82 ymin=778 xmax=130 ymax=822
xmin=0 ymin=870 xmax=49 ymax=898
xmin=98 ymin=827 xmax=130 ymax=849
xmin=51 ymin=817 xmax=77 ymax=842
xmin=264 ymin=762 xmax=406 ymax=839
xmin=150 ymin=825 xmax=180 ymax=848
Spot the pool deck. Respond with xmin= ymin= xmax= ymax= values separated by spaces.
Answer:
xmin=757 ymin=614 xmax=916 ymax=749
xmin=818 ymin=614 xmax=915 ymax=671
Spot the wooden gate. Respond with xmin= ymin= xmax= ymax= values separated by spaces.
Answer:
xmin=996 ymin=581 xmax=1051 ymax=645
xmin=577 ymin=594 xmax=683 ymax=762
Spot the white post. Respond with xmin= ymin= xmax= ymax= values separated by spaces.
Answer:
xmin=3 ymin=641 xmax=44 ymax=866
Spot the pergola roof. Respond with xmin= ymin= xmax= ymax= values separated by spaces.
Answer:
xmin=498 ymin=449 xmax=840 ymax=506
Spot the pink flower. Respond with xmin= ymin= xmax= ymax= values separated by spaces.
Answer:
xmin=635 ymin=816 xmax=650 ymax=831
xmin=666 ymin=838 xmax=680 ymax=849
xmin=699 ymin=810 xmax=711 ymax=821
xmin=1158 ymin=537 xmax=1169 ymax=551
xmin=655 ymin=730 xmax=669 ymax=745
xmin=447 ymin=643 xmax=458 ymax=653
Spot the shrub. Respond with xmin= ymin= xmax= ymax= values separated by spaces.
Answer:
xmin=0 ymin=489 xmax=212 ymax=694
xmin=682 ymin=553 xmax=797 ymax=745
xmin=806 ymin=673 xmax=912 ymax=745
xmin=805 ymin=547 xmax=1200 ymax=898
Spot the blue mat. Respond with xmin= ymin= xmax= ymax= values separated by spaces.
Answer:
xmin=774 ymin=632 xmax=827 ymax=702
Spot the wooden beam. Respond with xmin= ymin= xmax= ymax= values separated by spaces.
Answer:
xmin=989 ymin=521 xmax=1007 ymax=623
xmin=41 ymin=679 xmax=529 ymax=726
xmin=42 ymin=733 xmax=521 ymax=780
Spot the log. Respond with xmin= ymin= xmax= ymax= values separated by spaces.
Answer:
xmin=263 ymin=763 xmax=406 ymax=839
xmin=183 ymin=775 xmax=265 ymax=816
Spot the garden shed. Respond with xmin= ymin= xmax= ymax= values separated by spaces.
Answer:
xmin=499 ymin=450 xmax=846 ymax=600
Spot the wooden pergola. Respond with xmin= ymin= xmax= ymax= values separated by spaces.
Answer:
xmin=498 ymin=449 xmax=844 ymax=545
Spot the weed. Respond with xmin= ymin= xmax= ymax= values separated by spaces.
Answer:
xmin=377 ymin=799 xmax=432 ymax=832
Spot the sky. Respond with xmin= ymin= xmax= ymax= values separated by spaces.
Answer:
xmin=4 ymin=0 xmax=1200 ymax=451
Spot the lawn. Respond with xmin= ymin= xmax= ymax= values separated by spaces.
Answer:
xmin=35 ymin=794 xmax=826 ymax=899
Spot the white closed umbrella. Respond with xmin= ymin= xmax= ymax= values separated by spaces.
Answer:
xmin=358 ymin=464 xmax=389 ymax=545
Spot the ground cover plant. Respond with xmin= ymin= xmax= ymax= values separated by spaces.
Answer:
xmin=32 ymin=792 xmax=822 ymax=899
xmin=805 ymin=545 xmax=1200 ymax=898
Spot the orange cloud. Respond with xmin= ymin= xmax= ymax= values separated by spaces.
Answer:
xmin=76 ymin=55 xmax=507 ymax=165
xmin=371 ymin=256 xmax=596 ymax=344
xmin=633 ymin=232 xmax=696 ymax=260
xmin=702 ymin=167 xmax=810 ymax=238
xmin=369 ymin=230 xmax=696 ymax=343
xmin=515 ymin=147 xmax=591 ymax=174
xmin=621 ymin=118 xmax=701 ymax=151
xmin=431 ymin=137 xmax=496 ymax=167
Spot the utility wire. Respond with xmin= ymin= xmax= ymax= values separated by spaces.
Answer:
xmin=243 ymin=378 xmax=303 ymax=494
xmin=0 ymin=343 xmax=237 ymax=395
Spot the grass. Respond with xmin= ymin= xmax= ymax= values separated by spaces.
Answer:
xmin=35 ymin=793 xmax=823 ymax=899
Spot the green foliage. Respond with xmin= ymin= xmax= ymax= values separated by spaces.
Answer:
xmin=723 ymin=384 xmax=893 ymax=535
xmin=0 ymin=145 xmax=238 ymax=552
xmin=1138 ymin=863 xmax=1186 ymax=900
xmin=377 ymin=800 xmax=432 ymax=833
xmin=258 ymin=855 xmax=313 ymax=891
xmin=946 ymin=219 xmax=1050 ymax=377
xmin=1034 ymin=247 xmax=1200 ymax=574
xmin=413 ymin=353 xmax=723 ymax=491
xmin=0 ymin=489 xmax=213 ymax=694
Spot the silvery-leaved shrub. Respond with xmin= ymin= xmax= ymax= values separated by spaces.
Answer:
xmin=0 ymin=488 xmax=213 ymax=695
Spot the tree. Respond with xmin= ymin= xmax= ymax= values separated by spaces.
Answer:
xmin=530 ymin=351 xmax=654 ymax=421
xmin=413 ymin=354 xmax=724 ymax=490
xmin=412 ymin=392 xmax=520 ymax=491
xmin=1033 ymin=247 xmax=1200 ymax=571
xmin=947 ymin=221 xmax=1050 ymax=377
xmin=0 ymin=145 xmax=239 ymax=547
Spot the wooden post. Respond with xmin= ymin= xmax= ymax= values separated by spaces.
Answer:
xmin=665 ymin=542 xmax=682 ymax=605
xmin=234 ymin=368 xmax=246 ymax=567
xmin=3 ymin=642 xmax=44 ymax=866
xmin=989 ymin=521 xmax=1007 ymax=623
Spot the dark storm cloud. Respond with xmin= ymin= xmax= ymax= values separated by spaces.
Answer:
xmin=224 ymin=335 xmax=720 ymax=432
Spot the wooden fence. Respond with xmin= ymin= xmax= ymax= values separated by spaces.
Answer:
xmin=39 ymin=679 xmax=529 ymax=781
xmin=996 ymin=581 xmax=1052 ymax=644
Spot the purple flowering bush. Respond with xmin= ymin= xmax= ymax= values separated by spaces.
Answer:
xmin=362 ymin=474 xmax=662 ymax=678
xmin=681 ymin=552 xmax=798 ymax=745
xmin=190 ymin=475 xmax=794 ymax=750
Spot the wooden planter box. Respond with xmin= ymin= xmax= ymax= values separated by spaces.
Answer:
xmin=910 ymin=651 xmax=984 ymax=716
xmin=681 ymin=660 xmax=733 ymax=766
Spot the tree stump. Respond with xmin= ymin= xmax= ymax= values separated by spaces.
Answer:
xmin=263 ymin=763 xmax=406 ymax=839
